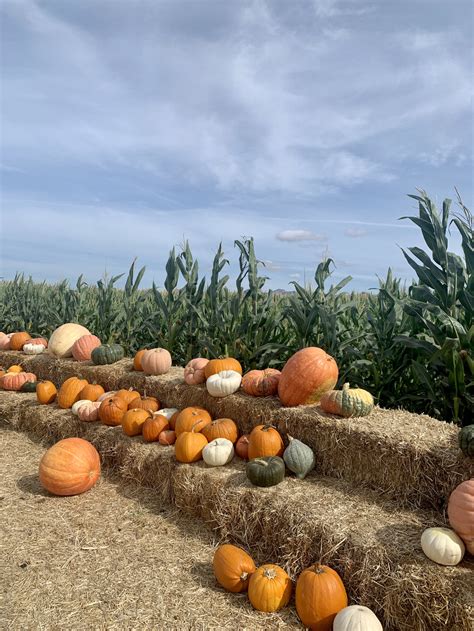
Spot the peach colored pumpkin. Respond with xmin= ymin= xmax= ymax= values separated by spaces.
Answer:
xmin=184 ymin=358 xmax=209 ymax=385
xmin=448 ymin=480 xmax=474 ymax=554
xmin=77 ymin=401 xmax=101 ymax=422
xmin=141 ymin=348 xmax=172 ymax=375
xmin=159 ymin=429 xmax=176 ymax=445
xmin=1 ymin=371 xmax=36 ymax=391
xmin=242 ymin=369 xmax=281 ymax=397
xmin=97 ymin=390 xmax=117 ymax=402
xmin=72 ymin=334 xmax=101 ymax=361
xmin=0 ymin=333 xmax=14 ymax=350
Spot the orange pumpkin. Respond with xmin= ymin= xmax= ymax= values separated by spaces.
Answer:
xmin=448 ymin=480 xmax=474 ymax=554
xmin=295 ymin=564 xmax=348 ymax=630
xmin=133 ymin=349 xmax=147 ymax=371
xmin=242 ymin=369 xmax=281 ymax=397
xmin=175 ymin=407 xmax=212 ymax=436
xmin=115 ymin=388 xmax=141 ymax=405
xmin=202 ymin=418 xmax=239 ymax=444
xmin=122 ymin=408 xmax=152 ymax=436
xmin=99 ymin=396 xmax=128 ymax=426
xmin=248 ymin=564 xmax=292 ymax=612
xmin=1 ymin=371 xmax=36 ymax=391
xmin=235 ymin=435 xmax=250 ymax=460
xmin=128 ymin=394 xmax=160 ymax=413
xmin=204 ymin=358 xmax=242 ymax=379
xmin=142 ymin=415 xmax=170 ymax=442
xmin=169 ymin=410 xmax=180 ymax=430
xmin=57 ymin=377 xmax=88 ymax=409
xmin=184 ymin=358 xmax=209 ymax=385
xmin=39 ymin=437 xmax=100 ymax=496
xmin=175 ymin=429 xmax=208 ymax=463
xmin=9 ymin=332 xmax=31 ymax=351
xmin=7 ymin=365 xmax=23 ymax=373
xmin=159 ymin=429 xmax=176 ymax=445
xmin=36 ymin=380 xmax=57 ymax=404
xmin=278 ymin=347 xmax=338 ymax=407
xmin=248 ymin=424 xmax=284 ymax=459
xmin=213 ymin=544 xmax=256 ymax=592
xmin=79 ymin=383 xmax=105 ymax=402
xmin=71 ymin=334 xmax=101 ymax=361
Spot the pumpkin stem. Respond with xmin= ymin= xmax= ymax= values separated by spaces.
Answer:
xmin=342 ymin=383 xmax=350 ymax=391
xmin=240 ymin=571 xmax=249 ymax=581
xmin=287 ymin=435 xmax=294 ymax=442
xmin=256 ymin=459 xmax=269 ymax=467
xmin=263 ymin=568 xmax=277 ymax=579
xmin=311 ymin=564 xmax=326 ymax=575
xmin=262 ymin=424 xmax=276 ymax=432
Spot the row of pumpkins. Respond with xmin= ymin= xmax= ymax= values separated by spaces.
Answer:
xmin=0 ymin=323 xmax=376 ymax=416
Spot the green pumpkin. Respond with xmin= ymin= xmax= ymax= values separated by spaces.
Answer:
xmin=283 ymin=436 xmax=315 ymax=479
xmin=459 ymin=425 xmax=474 ymax=457
xmin=20 ymin=380 xmax=37 ymax=393
xmin=246 ymin=456 xmax=285 ymax=487
xmin=91 ymin=344 xmax=124 ymax=365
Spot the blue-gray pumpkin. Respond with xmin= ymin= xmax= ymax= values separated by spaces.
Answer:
xmin=246 ymin=456 xmax=285 ymax=487
xmin=283 ymin=436 xmax=315 ymax=479
xmin=459 ymin=425 xmax=474 ymax=458
xmin=91 ymin=344 xmax=124 ymax=365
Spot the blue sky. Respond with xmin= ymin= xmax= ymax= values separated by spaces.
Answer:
xmin=1 ymin=0 xmax=472 ymax=290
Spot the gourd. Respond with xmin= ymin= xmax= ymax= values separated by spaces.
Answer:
xmin=248 ymin=564 xmax=292 ymax=612
xmin=184 ymin=358 xmax=209 ymax=385
xmin=283 ymin=436 xmax=315 ymax=479
xmin=23 ymin=341 xmax=46 ymax=355
xmin=320 ymin=383 xmax=374 ymax=417
xmin=246 ymin=456 xmax=285 ymax=487
xmin=241 ymin=369 xmax=281 ymax=397
xmin=295 ymin=564 xmax=348 ymax=631
xmin=459 ymin=425 xmax=474 ymax=457
xmin=159 ymin=429 xmax=176 ymax=445
xmin=420 ymin=527 xmax=465 ymax=566
xmin=333 ymin=605 xmax=383 ymax=631
xmin=79 ymin=383 xmax=105 ymax=402
xmin=206 ymin=370 xmax=242 ymax=397
xmin=248 ymin=424 xmax=284 ymax=459
xmin=278 ymin=347 xmax=338 ymax=407
xmin=71 ymin=399 xmax=92 ymax=416
xmin=141 ymin=348 xmax=172 ymax=375
xmin=122 ymin=408 xmax=151 ymax=436
xmin=57 ymin=377 xmax=88 ymax=409
xmin=36 ymin=380 xmax=57 ymax=404
xmin=20 ymin=380 xmax=37 ymax=392
xmin=71 ymin=334 xmax=101 ymax=361
xmin=175 ymin=429 xmax=208 ymax=463
xmin=48 ymin=323 xmax=90 ymax=357
xmin=175 ymin=407 xmax=212 ymax=436
xmin=235 ymin=435 xmax=250 ymax=459
xmin=77 ymin=401 xmax=101 ymax=422
xmin=133 ymin=349 xmax=147 ymax=371
xmin=202 ymin=438 xmax=234 ymax=467
xmin=98 ymin=396 xmax=128 ymax=426
xmin=115 ymin=388 xmax=141 ymax=405
xmin=24 ymin=337 xmax=48 ymax=348
xmin=128 ymin=394 xmax=160 ymax=412
xmin=91 ymin=344 xmax=125 ymax=365
xmin=204 ymin=358 xmax=242 ymax=379
xmin=142 ymin=415 xmax=170 ymax=442
xmin=212 ymin=544 xmax=256 ymax=592
xmin=447 ymin=480 xmax=474 ymax=554
xmin=9 ymin=332 xmax=31 ymax=351
xmin=202 ymin=418 xmax=239 ymax=444
xmin=2 ymin=371 xmax=37 ymax=391
xmin=39 ymin=438 xmax=100 ymax=496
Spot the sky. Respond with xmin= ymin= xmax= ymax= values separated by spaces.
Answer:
xmin=0 ymin=0 xmax=472 ymax=291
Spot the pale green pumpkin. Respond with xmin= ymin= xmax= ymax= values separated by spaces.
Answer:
xmin=283 ymin=436 xmax=315 ymax=479
xmin=320 ymin=383 xmax=374 ymax=418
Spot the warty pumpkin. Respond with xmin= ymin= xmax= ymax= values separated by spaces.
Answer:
xmin=241 ymin=369 xmax=281 ymax=397
xmin=2 ymin=371 xmax=37 ymax=391
xmin=175 ymin=407 xmax=212 ymax=436
xmin=142 ymin=415 xmax=170 ymax=442
xmin=420 ymin=527 xmax=465 ymax=566
xmin=128 ymin=394 xmax=160 ymax=412
xmin=36 ymin=380 xmax=57 ymax=404
xmin=206 ymin=370 xmax=242 ymax=397
xmin=159 ymin=429 xmax=176 ymax=445
xmin=79 ymin=383 xmax=105 ymax=402
xmin=133 ymin=349 xmax=147 ymax=371
xmin=248 ymin=424 xmax=284 ymax=459
xmin=447 ymin=479 xmax=474 ymax=554
xmin=202 ymin=418 xmax=238 ymax=444
xmin=141 ymin=348 xmax=172 ymax=375
xmin=175 ymin=429 xmax=208 ymax=463
xmin=91 ymin=344 xmax=125 ymax=365
xmin=278 ymin=347 xmax=338 ymax=407
xmin=57 ymin=377 xmax=88 ymax=409
xmin=184 ymin=358 xmax=209 ymax=385
xmin=122 ymin=408 xmax=152 ymax=436
xmin=295 ymin=563 xmax=348 ymax=631
xmin=246 ymin=456 xmax=285 ymax=487
xmin=213 ymin=544 xmax=256 ymax=593
xmin=39 ymin=437 xmax=100 ymax=496
xmin=48 ymin=323 xmax=90 ymax=358
xmin=9 ymin=331 xmax=31 ymax=351
xmin=333 ymin=605 xmax=383 ymax=631
xmin=248 ymin=564 xmax=292 ymax=612
xmin=204 ymin=357 xmax=242 ymax=379
xmin=99 ymin=396 xmax=128 ymax=426
xmin=320 ymin=383 xmax=374 ymax=417
xmin=72 ymin=334 xmax=101 ymax=361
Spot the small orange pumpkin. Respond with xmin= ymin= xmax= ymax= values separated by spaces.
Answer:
xmin=248 ymin=424 xmax=284 ymax=459
xmin=295 ymin=564 xmax=348 ymax=630
xmin=122 ymin=408 xmax=152 ymax=436
xmin=128 ymin=394 xmax=160 ymax=412
xmin=99 ymin=396 xmax=128 ymax=426
xmin=159 ymin=429 xmax=176 ymax=445
xmin=57 ymin=376 xmax=88 ymax=409
xmin=9 ymin=332 xmax=31 ymax=351
xmin=175 ymin=429 xmax=208 ymax=463
xmin=7 ymin=365 xmax=23 ymax=373
xmin=36 ymin=380 xmax=57 ymax=404
xmin=202 ymin=418 xmax=239 ymax=444
xmin=79 ymin=383 xmax=105 ymax=402
xmin=133 ymin=349 xmax=147 ymax=371
xmin=39 ymin=437 xmax=100 ymax=496
xmin=115 ymin=388 xmax=141 ymax=405
xmin=175 ymin=407 xmax=212 ymax=436
xmin=248 ymin=564 xmax=292 ymax=612
xmin=142 ymin=415 xmax=170 ymax=442
xmin=169 ymin=410 xmax=180 ymax=430
xmin=204 ymin=357 xmax=242 ymax=379
xmin=242 ymin=369 xmax=281 ymax=397
xmin=213 ymin=544 xmax=256 ymax=592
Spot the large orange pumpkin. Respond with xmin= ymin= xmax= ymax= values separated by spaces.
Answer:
xmin=175 ymin=429 xmax=208 ymax=463
xmin=295 ymin=564 xmax=348 ymax=630
xmin=99 ymin=396 xmax=128 ymax=426
xmin=122 ymin=408 xmax=152 ymax=436
xmin=57 ymin=377 xmax=88 ymax=409
xmin=204 ymin=358 xmax=242 ymax=379
xmin=175 ymin=407 xmax=212 ymax=436
xmin=36 ymin=380 xmax=57 ymax=404
xmin=248 ymin=424 xmax=284 ymax=459
xmin=213 ymin=544 xmax=256 ymax=592
xmin=39 ymin=438 xmax=100 ymax=496
xmin=242 ymin=369 xmax=281 ymax=397
xmin=9 ymin=332 xmax=31 ymax=351
xmin=71 ymin=334 xmax=101 ymax=361
xmin=202 ymin=418 xmax=239 ymax=444
xmin=278 ymin=347 xmax=338 ymax=407
xmin=142 ymin=415 xmax=170 ymax=442
xmin=248 ymin=564 xmax=292 ymax=612
xmin=448 ymin=480 xmax=474 ymax=554
xmin=79 ymin=383 xmax=105 ymax=402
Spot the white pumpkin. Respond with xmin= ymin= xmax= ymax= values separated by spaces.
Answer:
xmin=48 ymin=323 xmax=90 ymax=358
xmin=77 ymin=401 xmax=101 ymax=422
xmin=420 ymin=527 xmax=465 ymax=566
xmin=333 ymin=605 xmax=383 ymax=631
xmin=71 ymin=399 xmax=92 ymax=416
xmin=23 ymin=342 xmax=46 ymax=355
xmin=153 ymin=407 xmax=178 ymax=420
xmin=202 ymin=438 xmax=234 ymax=467
xmin=206 ymin=370 xmax=242 ymax=397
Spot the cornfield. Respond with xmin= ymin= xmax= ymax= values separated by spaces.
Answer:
xmin=1 ymin=191 xmax=472 ymax=425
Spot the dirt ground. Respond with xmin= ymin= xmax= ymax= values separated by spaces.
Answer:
xmin=0 ymin=428 xmax=300 ymax=630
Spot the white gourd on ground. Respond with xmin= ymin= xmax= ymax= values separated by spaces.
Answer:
xmin=420 ymin=527 xmax=465 ymax=566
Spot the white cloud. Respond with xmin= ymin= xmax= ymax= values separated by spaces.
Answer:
xmin=345 ymin=227 xmax=368 ymax=238
xmin=276 ymin=230 xmax=326 ymax=242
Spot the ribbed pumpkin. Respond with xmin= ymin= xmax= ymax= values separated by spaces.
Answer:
xmin=242 ymin=369 xmax=281 ymax=397
xmin=447 ymin=480 xmax=474 ymax=554
xmin=278 ymin=347 xmax=338 ymax=407
xmin=420 ymin=527 xmax=465 ymax=566
xmin=57 ymin=377 xmax=88 ymax=409
xmin=248 ymin=424 xmax=284 ymax=459
xmin=141 ymin=348 xmax=172 ymax=375
xmin=77 ymin=401 xmax=101 ymax=422
xmin=283 ymin=436 xmax=316 ymax=479
xmin=184 ymin=358 xmax=209 ymax=385
xmin=9 ymin=331 xmax=31 ymax=351
xmin=49 ymin=323 xmax=90 ymax=357
xmin=246 ymin=456 xmax=285 ymax=487
xmin=71 ymin=400 xmax=92 ymax=416
xmin=115 ymin=388 xmax=141 ymax=406
xmin=204 ymin=357 xmax=242 ymax=379
xmin=72 ymin=334 xmax=101 ymax=361
xmin=133 ymin=349 xmax=147 ymax=371
xmin=142 ymin=415 xmax=170 ymax=442
xmin=236 ymin=435 xmax=250 ymax=460
xmin=213 ymin=544 xmax=256 ymax=592
xmin=206 ymin=370 xmax=242 ymax=397
xmin=36 ymin=380 xmax=57 ymax=404
xmin=122 ymin=408 xmax=151 ymax=437
xmin=39 ymin=438 xmax=100 ymax=496
xmin=320 ymin=383 xmax=374 ymax=417
xmin=79 ymin=383 xmax=105 ymax=402
xmin=175 ymin=429 xmax=208 ymax=463
xmin=202 ymin=418 xmax=238 ymax=444
xmin=248 ymin=564 xmax=292 ymax=612
xmin=99 ymin=396 xmax=128 ymax=426
xmin=91 ymin=344 xmax=124 ymax=365
xmin=333 ymin=606 xmax=383 ymax=631
xmin=97 ymin=390 xmax=117 ymax=402
xmin=295 ymin=564 xmax=348 ymax=631
xmin=23 ymin=341 xmax=46 ymax=355
xmin=459 ymin=425 xmax=474 ymax=457
xmin=1 ymin=372 xmax=37 ymax=391
xmin=128 ymin=394 xmax=160 ymax=412
xmin=175 ymin=407 xmax=212 ymax=436
xmin=159 ymin=429 xmax=176 ymax=445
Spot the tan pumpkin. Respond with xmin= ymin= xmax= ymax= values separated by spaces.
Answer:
xmin=133 ymin=349 xmax=147 ymax=371
xmin=320 ymin=383 xmax=374 ymax=417
xmin=202 ymin=418 xmax=239 ymax=444
xmin=142 ymin=415 xmax=170 ymax=442
xmin=48 ymin=323 xmax=91 ymax=358
xmin=39 ymin=438 xmax=100 ymax=496
xmin=78 ymin=383 xmax=105 ymax=402
xmin=77 ymin=401 xmax=101 ymax=422
xmin=184 ymin=358 xmax=209 ymax=385
xmin=175 ymin=407 xmax=212 ymax=436
xmin=204 ymin=357 xmax=242 ymax=379
xmin=159 ymin=429 xmax=176 ymax=445
xmin=115 ymin=388 xmax=141 ymax=405
xmin=99 ymin=396 xmax=128 ymax=426
xmin=248 ymin=424 xmax=284 ymax=459
xmin=248 ymin=564 xmax=292 ymax=612
xmin=213 ymin=544 xmax=256 ymax=592
xmin=448 ymin=480 xmax=474 ymax=554
xmin=295 ymin=564 xmax=348 ymax=631
xmin=122 ymin=408 xmax=152 ymax=436
xmin=175 ymin=429 xmax=208 ymax=463
xmin=278 ymin=347 xmax=339 ymax=407
xmin=235 ymin=435 xmax=250 ymax=460
xmin=1 ymin=371 xmax=37 ymax=391
xmin=57 ymin=377 xmax=88 ymax=409
xmin=242 ymin=369 xmax=281 ymax=397
xmin=141 ymin=348 xmax=172 ymax=375
xmin=0 ymin=332 xmax=13 ymax=350
xmin=128 ymin=394 xmax=160 ymax=412
xmin=71 ymin=334 xmax=101 ymax=361
xmin=36 ymin=380 xmax=57 ymax=404
xmin=9 ymin=332 xmax=31 ymax=351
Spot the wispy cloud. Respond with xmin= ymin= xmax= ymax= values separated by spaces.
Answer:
xmin=345 ymin=227 xmax=368 ymax=238
xmin=276 ymin=230 xmax=327 ymax=242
